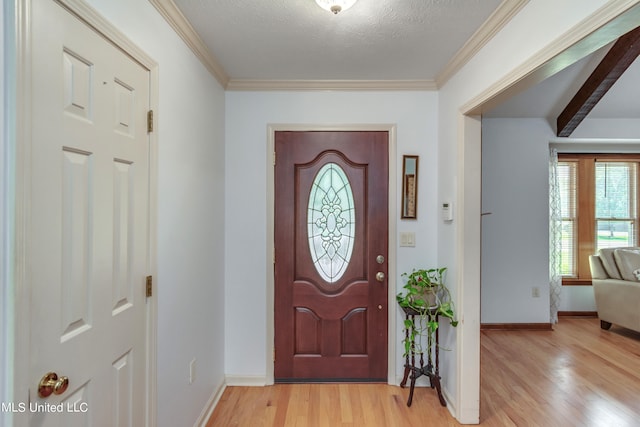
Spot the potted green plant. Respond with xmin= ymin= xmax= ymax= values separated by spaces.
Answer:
xmin=396 ymin=267 xmax=458 ymax=357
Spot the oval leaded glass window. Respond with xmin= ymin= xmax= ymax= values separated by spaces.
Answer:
xmin=307 ymin=163 xmax=355 ymax=283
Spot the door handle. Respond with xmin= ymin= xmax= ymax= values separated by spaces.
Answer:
xmin=376 ymin=272 xmax=385 ymax=282
xmin=38 ymin=372 xmax=69 ymax=398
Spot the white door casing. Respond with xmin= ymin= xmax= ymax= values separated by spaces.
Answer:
xmin=16 ymin=0 xmax=158 ymax=425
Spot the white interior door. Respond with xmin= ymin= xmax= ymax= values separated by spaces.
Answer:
xmin=29 ymin=0 xmax=150 ymax=425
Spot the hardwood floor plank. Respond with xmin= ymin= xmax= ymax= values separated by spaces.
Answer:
xmin=479 ymin=318 xmax=640 ymax=426
xmin=207 ymin=318 xmax=640 ymax=426
xmin=347 ymin=384 xmax=366 ymax=426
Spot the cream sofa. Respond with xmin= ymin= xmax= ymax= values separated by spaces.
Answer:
xmin=589 ymin=247 xmax=640 ymax=332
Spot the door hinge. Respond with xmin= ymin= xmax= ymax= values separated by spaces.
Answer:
xmin=273 ymin=348 xmax=275 ymax=363
xmin=147 ymin=110 xmax=154 ymax=133
xmin=273 ymin=151 xmax=276 ymax=166
xmin=146 ymin=275 xmax=153 ymax=297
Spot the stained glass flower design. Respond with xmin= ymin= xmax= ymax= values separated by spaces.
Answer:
xmin=307 ymin=163 xmax=355 ymax=283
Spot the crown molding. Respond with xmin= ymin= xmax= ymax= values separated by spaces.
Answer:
xmin=435 ymin=0 xmax=529 ymax=88
xmin=148 ymin=0 xmax=229 ymax=87
xmin=149 ymin=0 xmax=524 ymax=92
xmin=225 ymin=79 xmax=437 ymax=91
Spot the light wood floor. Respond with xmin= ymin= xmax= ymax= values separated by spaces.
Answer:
xmin=206 ymin=318 xmax=640 ymax=426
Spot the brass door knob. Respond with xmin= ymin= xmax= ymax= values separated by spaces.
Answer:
xmin=376 ymin=272 xmax=385 ymax=282
xmin=38 ymin=372 xmax=69 ymax=398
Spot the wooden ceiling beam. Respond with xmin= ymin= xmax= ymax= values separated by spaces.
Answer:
xmin=556 ymin=26 xmax=640 ymax=137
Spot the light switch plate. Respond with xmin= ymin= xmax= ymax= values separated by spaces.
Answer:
xmin=399 ymin=232 xmax=416 ymax=247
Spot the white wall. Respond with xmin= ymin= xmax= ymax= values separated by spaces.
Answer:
xmin=224 ymin=91 xmax=439 ymax=384
xmin=481 ymin=118 xmax=552 ymax=323
xmin=80 ymin=1 xmax=226 ymax=426
xmin=482 ymin=117 xmax=640 ymax=322
xmin=438 ymin=0 xmax=615 ymax=422
xmin=572 ymin=118 xmax=640 ymax=139
xmin=1 ymin=1 xmax=8 ymax=421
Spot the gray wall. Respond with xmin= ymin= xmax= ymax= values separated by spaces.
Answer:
xmin=482 ymin=116 xmax=640 ymax=324
xmin=481 ymin=118 xmax=553 ymax=323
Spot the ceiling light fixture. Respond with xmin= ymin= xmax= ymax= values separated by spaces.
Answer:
xmin=314 ymin=0 xmax=358 ymax=15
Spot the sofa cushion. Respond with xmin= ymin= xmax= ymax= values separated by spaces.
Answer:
xmin=613 ymin=248 xmax=640 ymax=281
xmin=589 ymin=255 xmax=608 ymax=280
xmin=598 ymin=247 xmax=625 ymax=279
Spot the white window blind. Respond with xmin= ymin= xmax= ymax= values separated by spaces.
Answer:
xmin=595 ymin=162 xmax=638 ymax=250
xmin=558 ymin=161 xmax=576 ymax=277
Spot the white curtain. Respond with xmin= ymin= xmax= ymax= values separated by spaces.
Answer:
xmin=549 ymin=148 xmax=562 ymax=324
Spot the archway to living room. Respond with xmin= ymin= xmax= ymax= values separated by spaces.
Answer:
xmin=459 ymin=3 xmax=640 ymax=424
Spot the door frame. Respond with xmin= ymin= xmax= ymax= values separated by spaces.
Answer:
xmin=266 ymin=124 xmax=397 ymax=385
xmin=7 ymin=1 xmax=159 ymax=426
xmin=454 ymin=3 xmax=640 ymax=423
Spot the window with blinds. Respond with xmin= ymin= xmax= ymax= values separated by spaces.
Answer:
xmin=557 ymin=154 xmax=640 ymax=285
xmin=558 ymin=161 xmax=577 ymax=277
xmin=595 ymin=162 xmax=637 ymax=251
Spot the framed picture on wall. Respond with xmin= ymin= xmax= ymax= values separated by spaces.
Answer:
xmin=402 ymin=155 xmax=418 ymax=219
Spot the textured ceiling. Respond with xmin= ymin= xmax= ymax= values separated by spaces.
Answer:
xmin=165 ymin=0 xmax=638 ymax=120
xmin=172 ymin=0 xmax=503 ymax=81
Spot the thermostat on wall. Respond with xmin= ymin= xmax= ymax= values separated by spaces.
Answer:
xmin=442 ymin=202 xmax=453 ymax=222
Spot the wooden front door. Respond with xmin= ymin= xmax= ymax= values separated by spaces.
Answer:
xmin=274 ymin=131 xmax=389 ymax=381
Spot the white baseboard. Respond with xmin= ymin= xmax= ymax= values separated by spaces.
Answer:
xmin=225 ymin=375 xmax=268 ymax=386
xmin=442 ymin=386 xmax=458 ymax=421
xmin=194 ymin=380 xmax=226 ymax=427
